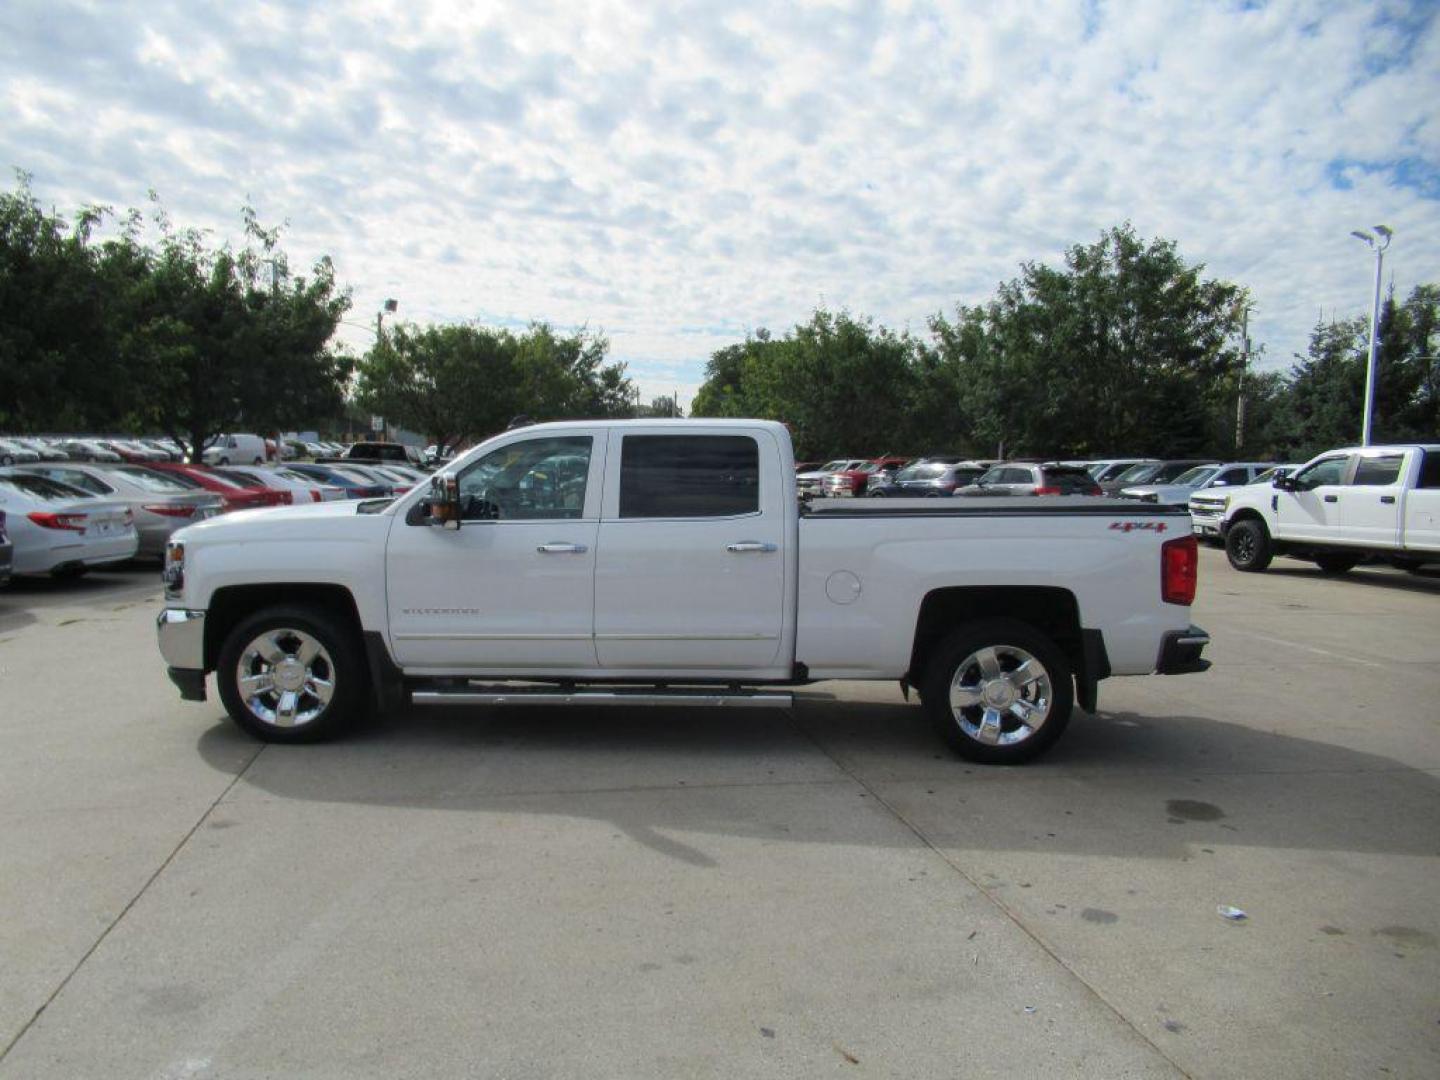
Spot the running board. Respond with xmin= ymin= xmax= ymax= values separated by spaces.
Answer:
xmin=410 ymin=685 xmax=793 ymax=709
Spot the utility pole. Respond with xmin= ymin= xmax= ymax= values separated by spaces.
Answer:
xmin=1235 ymin=306 xmax=1249 ymax=454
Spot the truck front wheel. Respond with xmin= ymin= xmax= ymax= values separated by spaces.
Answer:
xmin=216 ymin=605 xmax=364 ymax=743
xmin=920 ymin=619 xmax=1074 ymax=764
xmin=1225 ymin=519 xmax=1273 ymax=572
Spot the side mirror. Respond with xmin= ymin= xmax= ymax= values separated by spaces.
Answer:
xmin=428 ymin=475 xmax=462 ymax=530
xmin=1273 ymin=476 xmax=1296 ymax=492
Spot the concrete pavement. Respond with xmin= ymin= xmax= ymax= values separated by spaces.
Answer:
xmin=0 ymin=551 xmax=1436 ymax=1078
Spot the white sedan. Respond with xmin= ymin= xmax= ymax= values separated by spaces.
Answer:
xmin=0 ymin=473 xmax=138 ymax=577
xmin=213 ymin=465 xmax=348 ymax=503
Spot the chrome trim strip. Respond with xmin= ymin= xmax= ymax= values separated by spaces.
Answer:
xmin=412 ymin=689 xmax=793 ymax=708
xmin=593 ymin=633 xmax=777 ymax=641
xmin=393 ymin=632 xmax=592 ymax=641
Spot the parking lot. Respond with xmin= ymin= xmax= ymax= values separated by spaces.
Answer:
xmin=1 ymin=549 xmax=1437 ymax=1079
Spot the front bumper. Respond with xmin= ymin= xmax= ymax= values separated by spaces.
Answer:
xmin=1156 ymin=624 xmax=1211 ymax=674
xmin=157 ymin=608 xmax=206 ymax=670
xmin=158 ymin=608 xmax=208 ymax=701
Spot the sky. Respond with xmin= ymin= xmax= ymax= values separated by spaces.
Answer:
xmin=2 ymin=0 xmax=1437 ymax=411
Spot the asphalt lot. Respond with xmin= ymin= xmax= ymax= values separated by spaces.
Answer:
xmin=0 ymin=549 xmax=1437 ymax=1079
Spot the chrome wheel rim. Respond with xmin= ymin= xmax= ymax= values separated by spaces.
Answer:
xmin=234 ymin=628 xmax=335 ymax=728
xmin=949 ymin=644 xmax=1053 ymax=746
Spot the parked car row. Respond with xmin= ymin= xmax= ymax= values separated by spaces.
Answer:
xmin=796 ymin=454 xmax=1286 ymax=503
xmin=0 ymin=458 xmax=432 ymax=584
xmin=0 ymin=433 xmax=372 ymax=468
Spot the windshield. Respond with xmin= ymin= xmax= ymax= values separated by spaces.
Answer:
xmin=820 ymin=460 xmax=848 ymax=471
xmin=1114 ymin=463 xmax=1160 ymax=483
xmin=115 ymin=467 xmax=195 ymax=493
xmin=0 ymin=473 xmax=94 ymax=501
xmin=896 ymin=464 xmax=947 ymax=481
xmin=1170 ymin=465 xmax=1220 ymax=486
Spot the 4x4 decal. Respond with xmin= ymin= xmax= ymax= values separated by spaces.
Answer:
xmin=1110 ymin=521 xmax=1168 ymax=534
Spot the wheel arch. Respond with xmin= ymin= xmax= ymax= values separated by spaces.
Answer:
xmin=204 ymin=583 xmax=363 ymax=673
xmin=907 ymin=586 xmax=1087 ymax=690
xmin=1226 ymin=507 xmax=1270 ymax=532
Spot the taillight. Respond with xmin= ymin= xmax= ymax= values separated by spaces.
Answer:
xmin=142 ymin=504 xmax=196 ymax=518
xmin=1033 ymin=486 xmax=1061 ymax=496
xmin=310 ymin=489 xmax=322 ymax=502
xmin=27 ymin=511 xmax=87 ymax=531
xmin=280 ymin=491 xmax=293 ymax=505
xmin=1162 ymin=535 xmax=1199 ymax=605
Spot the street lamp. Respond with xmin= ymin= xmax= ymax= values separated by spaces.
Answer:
xmin=375 ymin=299 xmax=398 ymax=441
xmin=1351 ymin=226 xmax=1392 ymax=446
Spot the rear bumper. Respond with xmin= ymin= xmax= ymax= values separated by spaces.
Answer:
xmin=1156 ymin=624 xmax=1211 ymax=674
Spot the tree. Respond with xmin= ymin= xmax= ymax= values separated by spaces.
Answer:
xmin=354 ymin=323 xmax=519 ymax=452
xmin=635 ymin=394 xmax=684 ymax=417
xmin=110 ymin=206 xmax=352 ymax=460
xmin=690 ymin=310 xmax=919 ymax=459
xmin=931 ymin=224 xmax=1247 ymax=458
xmin=353 ymin=321 xmax=635 ymax=448
xmin=0 ymin=177 xmax=117 ymax=431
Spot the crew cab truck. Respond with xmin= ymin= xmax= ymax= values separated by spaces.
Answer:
xmin=156 ymin=421 xmax=1210 ymax=764
xmin=1220 ymin=444 xmax=1440 ymax=575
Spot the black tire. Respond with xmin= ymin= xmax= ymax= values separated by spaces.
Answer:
xmin=919 ymin=618 xmax=1074 ymax=765
xmin=1226 ymin=518 xmax=1273 ymax=572
xmin=0 ymin=454 xmax=13 ymax=466
xmin=218 ymin=456 xmax=230 ymax=465
xmin=216 ymin=605 xmax=365 ymax=743
xmin=869 ymin=490 xmax=887 ymax=498
xmin=1314 ymin=553 xmax=1360 ymax=575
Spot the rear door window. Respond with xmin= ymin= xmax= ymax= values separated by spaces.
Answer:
xmin=619 ymin=435 xmax=759 ymax=518
xmin=1419 ymin=451 xmax=1440 ymax=489
xmin=1350 ymin=454 xmax=1404 ymax=486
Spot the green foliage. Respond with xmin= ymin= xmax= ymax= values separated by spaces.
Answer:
xmin=931 ymin=224 xmax=1246 ymax=457
xmin=354 ymin=322 xmax=633 ymax=448
xmin=693 ymin=225 xmax=1249 ymax=459
xmin=1278 ymin=286 xmax=1440 ymax=460
xmin=691 ymin=312 xmax=920 ymax=459
xmin=0 ymin=176 xmax=352 ymax=458
xmin=0 ymin=176 xmax=114 ymax=431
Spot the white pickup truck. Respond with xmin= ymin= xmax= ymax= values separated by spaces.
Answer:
xmin=1219 ymin=443 xmax=1440 ymax=575
xmin=156 ymin=420 xmax=1210 ymax=764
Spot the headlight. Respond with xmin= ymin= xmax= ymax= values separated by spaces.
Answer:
xmin=163 ymin=542 xmax=185 ymax=595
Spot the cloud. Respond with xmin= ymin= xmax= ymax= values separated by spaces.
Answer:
xmin=1 ymin=0 xmax=1437 ymax=411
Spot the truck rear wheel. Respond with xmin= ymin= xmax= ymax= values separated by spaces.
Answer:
xmin=216 ymin=605 xmax=364 ymax=743
xmin=920 ymin=619 xmax=1074 ymax=764
xmin=1225 ymin=519 xmax=1272 ymax=572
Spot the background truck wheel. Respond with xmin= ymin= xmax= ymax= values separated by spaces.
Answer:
xmin=920 ymin=618 xmax=1074 ymax=765
xmin=1225 ymin=519 xmax=1272 ymax=572
xmin=1314 ymin=553 xmax=1360 ymax=574
xmin=216 ymin=605 xmax=364 ymax=743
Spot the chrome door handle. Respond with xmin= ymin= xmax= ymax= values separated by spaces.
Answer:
xmin=537 ymin=542 xmax=588 ymax=554
xmin=726 ymin=541 xmax=777 ymax=553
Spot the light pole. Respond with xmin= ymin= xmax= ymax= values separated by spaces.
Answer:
xmin=375 ymin=299 xmax=398 ymax=441
xmin=1350 ymin=226 xmax=1392 ymax=446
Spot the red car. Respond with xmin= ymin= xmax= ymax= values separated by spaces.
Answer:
xmin=823 ymin=456 xmax=912 ymax=497
xmin=145 ymin=462 xmax=289 ymax=511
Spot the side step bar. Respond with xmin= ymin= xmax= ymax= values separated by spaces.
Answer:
xmin=410 ymin=685 xmax=793 ymax=709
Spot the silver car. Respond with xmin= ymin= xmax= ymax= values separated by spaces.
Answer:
xmin=0 ymin=473 xmax=138 ymax=577
xmin=8 ymin=464 xmax=223 ymax=558
xmin=0 ymin=438 xmax=42 ymax=465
